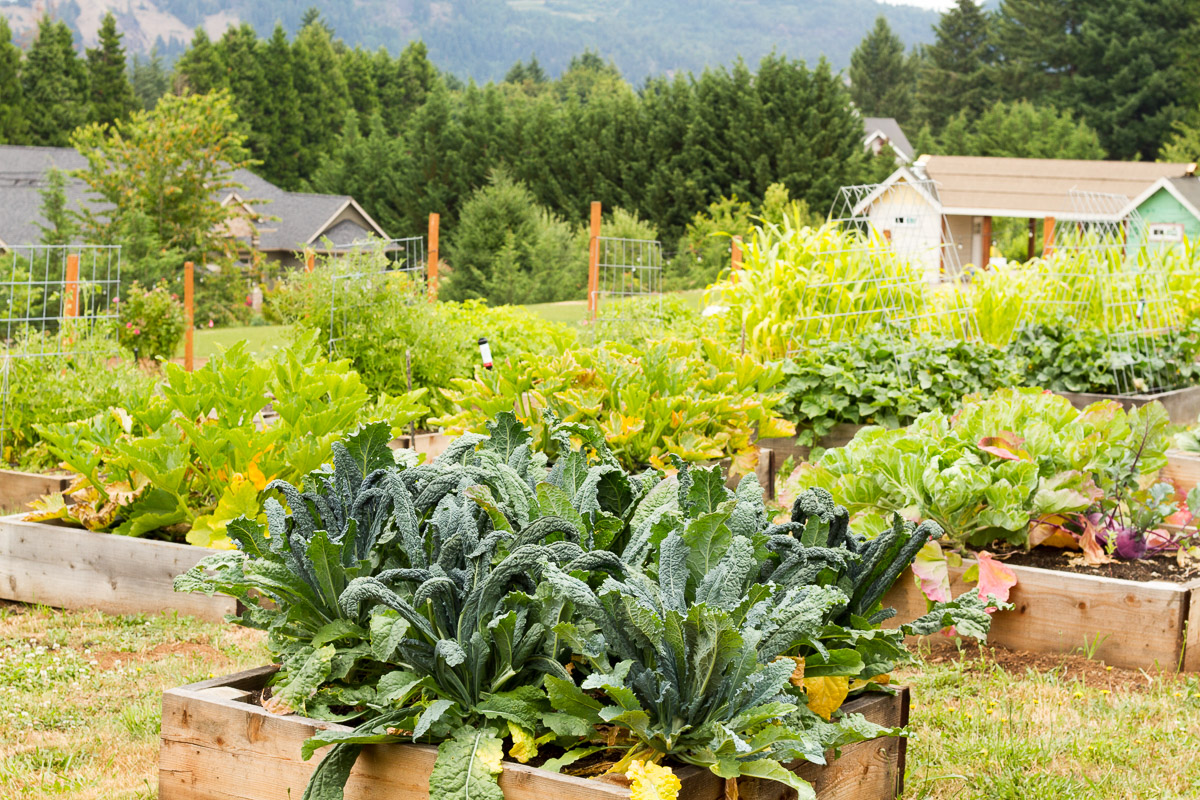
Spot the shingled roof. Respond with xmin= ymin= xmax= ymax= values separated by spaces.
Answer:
xmin=0 ymin=145 xmax=387 ymax=253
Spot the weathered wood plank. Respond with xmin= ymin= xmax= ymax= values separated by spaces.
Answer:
xmin=757 ymin=424 xmax=866 ymax=467
xmin=882 ymin=562 xmax=1195 ymax=671
xmin=1162 ymin=450 xmax=1200 ymax=498
xmin=1056 ymin=386 xmax=1200 ymax=425
xmin=0 ymin=515 xmax=237 ymax=622
xmin=160 ymin=668 xmax=907 ymax=800
xmin=0 ymin=469 xmax=72 ymax=511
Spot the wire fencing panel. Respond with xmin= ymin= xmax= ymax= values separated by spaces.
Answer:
xmin=592 ymin=236 xmax=664 ymax=341
xmin=0 ymin=245 xmax=122 ymax=457
xmin=326 ymin=236 xmax=426 ymax=355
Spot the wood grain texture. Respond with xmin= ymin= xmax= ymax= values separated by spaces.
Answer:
xmin=757 ymin=424 xmax=865 ymax=467
xmin=0 ymin=515 xmax=237 ymax=622
xmin=160 ymin=667 xmax=907 ymax=800
xmin=0 ymin=470 xmax=72 ymax=511
xmin=1162 ymin=450 xmax=1200 ymax=497
xmin=1055 ymin=386 xmax=1200 ymax=425
xmin=882 ymin=562 xmax=1197 ymax=671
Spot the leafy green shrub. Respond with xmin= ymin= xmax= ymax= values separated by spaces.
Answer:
xmin=1009 ymin=320 xmax=1200 ymax=395
xmin=116 ymin=280 xmax=185 ymax=360
xmin=28 ymin=331 xmax=426 ymax=545
xmin=176 ymin=413 xmax=991 ymax=800
xmin=193 ymin=263 xmax=253 ymax=327
xmin=432 ymin=337 xmax=795 ymax=470
xmin=779 ymin=329 xmax=1023 ymax=445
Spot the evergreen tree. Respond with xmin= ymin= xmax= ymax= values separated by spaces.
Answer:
xmin=174 ymin=28 xmax=225 ymax=95
xmin=376 ymin=41 xmax=439 ymax=135
xmin=291 ymin=19 xmax=349 ymax=181
xmin=342 ymin=47 xmax=380 ymax=132
xmin=218 ymin=24 xmax=271 ymax=169
xmin=849 ymin=16 xmax=914 ymax=122
xmin=21 ymin=18 xmax=89 ymax=146
xmin=505 ymin=56 xmax=547 ymax=86
xmin=1160 ymin=105 xmax=1200 ymax=161
xmin=259 ymin=24 xmax=304 ymax=189
xmin=914 ymin=0 xmax=995 ymax=131
xmin=990 ymin=0 xmax=1084 ymax=104
xmin=86 ymin=12 xmax=137 ymax=127
xmin=937 ymin=99 xmax=1105 ymax=158
xmin=0 ymin=17 xmax=27 ymax=144
xmin=36 ymin=169 xmax=76 ymax=246
xmin=130 ymin=47 xmax=170 ymax=110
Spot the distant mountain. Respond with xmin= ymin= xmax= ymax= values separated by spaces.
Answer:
xmin=1 ymin=0 xmax=939 ymax=81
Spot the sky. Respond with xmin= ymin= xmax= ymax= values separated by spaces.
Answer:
xmin=879 ymin=0 xmax=957 ymax=9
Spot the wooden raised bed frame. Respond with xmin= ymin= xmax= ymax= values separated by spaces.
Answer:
xmin=882 ymin=560 xmax=1200 ymax=672
xmin=1056 ymin=385 xmax=1200 ymax=425
xmin=1162 ymin=449 xmax=1200 ymax=497
xmin=0 ymin=468 xmax=72 ymax=512
xmin=159 ymin=666 xmax=909 ymax=800
xmin=0 ymin=514 xmax=236 ymax=622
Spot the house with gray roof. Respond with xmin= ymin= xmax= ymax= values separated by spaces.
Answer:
xmin=0 ymin=145 xmax=388 ymax=268
xmin=862 ymin=117 xmax=914 ymax=164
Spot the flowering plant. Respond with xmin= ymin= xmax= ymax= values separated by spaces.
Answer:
xmin=116 ymin=280 xmax=185 ymax=361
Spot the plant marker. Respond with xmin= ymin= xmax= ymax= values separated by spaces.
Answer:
xmin=479 ymin=337 xmax=493 ymax=370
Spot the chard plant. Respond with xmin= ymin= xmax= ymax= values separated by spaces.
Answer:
xmin=176 ymin=413 xmax=992 ymax=800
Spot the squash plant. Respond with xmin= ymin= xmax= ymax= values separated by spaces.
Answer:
xmin=177 ymin=413 xmax=992 ymax=800
xmin=28 ymin=331 xmax=426 ymax=546
xmin=432 ymin=337 xmax=794 ymax=472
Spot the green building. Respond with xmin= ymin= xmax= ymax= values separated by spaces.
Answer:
xmin=1123 ymin=176 xmax=1200 ymax=249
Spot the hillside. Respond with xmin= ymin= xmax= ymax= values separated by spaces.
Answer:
xmin=0 ymin=0 xmax=938 ymax=81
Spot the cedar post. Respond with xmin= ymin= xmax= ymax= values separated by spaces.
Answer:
xmin=428 ymin=212 xmax=440 ymax=302
xmin=184 ymin=261 xmax=194 ymax=372
xmin=1043 ymin=216 xmax=1056 ymax=256
xmin=64 ymin=253 xmax=79 ymax=317
xmin=731 ymin=235 xmax=742 ymax=283
xmin=587 ymin=201 xmax=601 ymax=321
xmin=981 ymin=215 xmax=992 ymax=269
xmin=1028 ymin=218 xmax=1036 ymax=261
xmin=305 ymin=248 xmax=315 ymax=273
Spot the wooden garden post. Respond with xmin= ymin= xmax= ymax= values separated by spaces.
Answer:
xmin=305 ymin=248 xmax=315 ymax=273
xmin=184 ymin=261 xmax=194 ymax=372
xmin=1043 ymin=216 xmax=1056 ymax=256
xmin=64 ymin=253 xmax=80 ymax=317
xmin=731 ymin=235 xmax=742 ymax=283
xmin=587 ymin=202 xmax=601 ymax=321
xmin=428 ymin=212 xmax=440 ymax=302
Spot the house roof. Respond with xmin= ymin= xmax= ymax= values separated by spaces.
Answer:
xmin=862 ymin=117 xmax=913 ymax=162
xmin=1122 ymin=176 xmax=1200 ymax=222
xmin=905 ymin=155 xmax=1196 ymax=219
xmin=0 ymin=144 xmax=387 ymax=254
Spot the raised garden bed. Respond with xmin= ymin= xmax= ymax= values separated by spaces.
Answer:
xmin=757 ymin=423 xmax=865 ymax=466
xmin=1161 ymin=449 xmax=1200 ymax=497
xmin=0 ymin=514 xmax=236 ymax=622
xmin=881 ymin=560 xmax=1200 ymax=672
xmin=389 ymin=431 xmax=453 ymax=460
xmin=0 ymin=468 xmax=72 ymax=511
xmin=1056 ymin=385 xmax=1200 ymax=425
xmin=158 ymin=666 xmax=909 ymax=800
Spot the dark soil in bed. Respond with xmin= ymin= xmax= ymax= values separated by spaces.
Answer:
xmin=994 ymin=545 xmax=1200 ymax=583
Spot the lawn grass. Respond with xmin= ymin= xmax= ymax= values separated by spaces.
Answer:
xmin=186 ymin=324 xmax=293 ymax=360
xmin=4 ymin=603 xmax=1200 ymax=799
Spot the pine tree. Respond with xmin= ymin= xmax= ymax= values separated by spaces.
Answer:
xmin=914 ymin=0 xmax=996 ymax=131
xmin=848 ymin=16 xmax=914 ymax=122
xmin=376 ymin=41 xmax=438 ymax=136
xmin=86 ymin=13 xmax=137 ymax=127
xmin=0 ymin=17 xmax=27 ymax=144
xmin=990 ymin=0 xmax=1084 ymax=104
xmin=259 ymin=24 xmax=304 ymax=190
xmin=218 ymin=24 xmax=271 ymax=169
xmin=22 ymin=18 xmax=89 ymax=146
xmin=291 ymin=18 xmax=349 ymax=182
xmin=37 ymin=168 xmax=76 ymax=246
xmin=130 ymin=47 xmax=170 ymax=110
xmin=174 ymin=28 xmax=225 ymax=95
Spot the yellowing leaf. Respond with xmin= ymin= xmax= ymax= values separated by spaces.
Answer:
xmin=778 ymin=655 xmax=805 ymax=687
xmin=507 ymin=722 xmax=538 ymax=764
xmin=627 ymin=760 xmax=681 ymax=800
xmin=188 ymin=474 xmax=261 ymax=549
xmin=246 ymin=460 xmax=269 ymax=492
xmin=803 ymin=675 xmax=849 ymax=720
xmin=25 ymin=492 xmax=68 ymax=521
xmin=757 ymin=415 xmax=796 ymax=439
xmin=850 ymin=673 xmax=891 ymax=691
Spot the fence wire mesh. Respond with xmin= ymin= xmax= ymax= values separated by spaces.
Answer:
xmin=592 ymin=236 xmax=664 ymax=341
xmin=1019 ymin=190 xmax=1183 ymax=396
xmin=326 ymin=236 xmax=426 ymax=354
xmin=1 ymin=244 xmax=122 ymax=457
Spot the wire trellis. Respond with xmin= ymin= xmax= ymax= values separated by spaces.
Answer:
xmin=0 ymin=244 xmax=122 ymax=456
xmin=326 ymin=236 xmax=426 ymax=354
xmin=592 ymin=236 xmax=664 ymax=341
xmin=1019 ymin=190 xmax=1183 ymax=396
xmin=783 ymin=179 xmax=977 ymax=383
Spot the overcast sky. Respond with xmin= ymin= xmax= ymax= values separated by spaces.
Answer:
xmin=879 ymin=0 xmax=958 ymax=9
